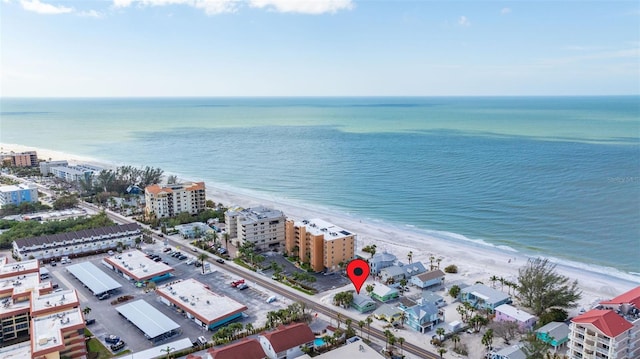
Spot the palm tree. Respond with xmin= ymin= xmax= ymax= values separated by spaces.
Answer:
xmin=451 ymin=333 xmax=460 ymax=350
xmin=160 ymin=346 xmax=175 ymax=359
xmin=407 ymin=251 xmax=413 ymax=264
xmin=482 ymin=329 xmax=494 ymax=351
xmin=365 ymin=284 xmax=374 ymax=296
xmin=365 ymin=315 xmax=373 ymax=341
xmin=398 ymin=310 xmax=407 ymax=328
xmin=490 ymin=275 xmax=499 ymax=288
xmin=429 ymin=255 xmax=436 ymax=270
xmin=436 ymin=327 xmax=445 ymax=341
xmin=398 ymin=336 xmax=405 ymax=356
xmin=336 ymin=313 xmax=343 ymax=330
xmin=399 ymin=278 xmax=408 ymax=295
xmin=436 ymin=257 xmax=443 ymax=270
xmin=245 ymin=323 xmax=254 ymax=335
xmin=438 ymin=347 xmax=447 ymax=358
xmin=223 ymin=232 xmax=230 ymax=251
xmin=198 ymin=252 xmax=209 ymax=274
xmin=358 ymin=320 xmax=365 ymax=338
xmin=82 ymin=306 xmax=91 ymax=318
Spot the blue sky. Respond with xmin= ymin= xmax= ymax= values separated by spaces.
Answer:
xmin=1 ymin=0 xmax=638 ymax=96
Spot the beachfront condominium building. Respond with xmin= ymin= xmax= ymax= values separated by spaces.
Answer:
xmin=1 ymin=151 xmax=38 ymax=167
xmin=285 ymin=218 xmax=355 ymax=272
xmin=48 ymin=164 xmax=102 ymax=183
xmin=145 ymin=182 xmax=206 ymax=218
xmin=225 ymin=206 xmax=286 ymax=252
xmin=0 ymin=183 xmax=38 ymax=208
xmin=0 ymin=258 xmax=87 ymax=359
xmin=568 ymin=286 xmax=640 ymax=359
xmin=39 ymin=160 xmax=69 ymax=176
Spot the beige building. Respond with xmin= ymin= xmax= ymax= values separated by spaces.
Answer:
xmin=568 ymin=286 xmax=640 ymax=359
xmin=145 ymin=182 xmax=206 ymax=218
xmin=1 ymin=151 xmax=38 ymax=167
xmin=285 ymin=218 xmax=355 ymax=272
xmin=225 ymin=206 xmax=285 ymax=252
xmin=0 ymin=258 xmax=86 ymax=359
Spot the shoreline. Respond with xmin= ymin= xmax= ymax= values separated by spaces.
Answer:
xmin=2 ymin=142 xmax=639 ymax=314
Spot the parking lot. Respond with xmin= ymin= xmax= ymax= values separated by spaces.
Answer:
xmin=47 ymin=242 xmax=293 ymax=354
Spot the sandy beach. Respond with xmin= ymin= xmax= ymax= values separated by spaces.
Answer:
xmin=3 ymin=142 xmax=638 ymax=315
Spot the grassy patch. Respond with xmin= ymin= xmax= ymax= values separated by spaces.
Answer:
xmin=86 ymin=338 xmax=112 ymax=359
xmin=233 ymin=258 xmax=256 ymax=271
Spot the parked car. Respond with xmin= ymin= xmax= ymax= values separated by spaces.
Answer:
xmin=105 ymin=335 xmax=120 ymax=344
xmin=231 ymin=279 xmax=245 ymax=287
xmin=98 ymin=293 xmax=111 ymax=300
xmin=50 ymin=261 xmax=57 ymax=267
xmin=216 ymin=258 xmax=225 ymax=264
xmin=162 ymin=247 xmax=171 ymax=252
xmin=266 ymin=296 xmax=277 ymax=303
xmin=237 ymin=283 xmax=249 ymax=290
xmin=153 ymin=257 xmax=162 ymax=262
xmin=194 ymin=261 xmax=202 ymax=267
xmin=85 ymin=318 xmax=96 ymax=325
xmin=110 ymin=341 xmax=125 ymax=351
xmin=177 ymin=255 xmax=187 ymax=260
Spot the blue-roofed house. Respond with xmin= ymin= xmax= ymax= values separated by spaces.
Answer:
xmin=369 ymin=252 xmax=397 ymax=275
xmin=351 ymin=294 xmax=377 ymax=313
xmin=460 ymin=284 xmax=511 ymax=311
xmin=489 ymin=345 xmax=526 ymax=359
xmin=418 ymin=291 xmax=446 ymax=308
xmin=535 ymin=321 xmax=570 ymax=350
xmin=380 ymin=266 xmax=406 ymax=284
xmin=401 ymin=302 xmax=444 ymax=333
xmin=402 ymin=262 xmax=427 ymax=278
xmin=410 ymin=269 xmax=445 ymax=289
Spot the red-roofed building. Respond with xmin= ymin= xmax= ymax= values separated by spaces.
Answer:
xmin=207 ymin=338 xmax=266 ymax=359
xmin=568 ymin=286 xmax=640 ymax=359
xmin=258 ymin=323 xmax=314 ymax=359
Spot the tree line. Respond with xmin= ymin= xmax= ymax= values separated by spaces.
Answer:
xmin=79 ymin=165 xmax=164 ymax=195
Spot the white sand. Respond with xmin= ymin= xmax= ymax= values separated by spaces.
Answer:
xmin=4 ymin=142 xmax=639 ymax=334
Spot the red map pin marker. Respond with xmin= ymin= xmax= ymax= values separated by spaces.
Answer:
xmin=346 ymin=258 xmax=370 ymax=294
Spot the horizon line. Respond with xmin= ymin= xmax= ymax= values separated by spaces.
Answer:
xmin=2 ymin=94 xmax=639 ymax=99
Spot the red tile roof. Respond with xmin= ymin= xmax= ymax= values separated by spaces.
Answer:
xmin=208 ymin=338 xmax=266 ymax=359
xmin=262 ymin=323 xmax=314 ymax=354
xmin=572 ymin=309 xmax=633 ymax=338
xmin=145 ymin=184 xmax=172 ymax=195
xmin=600 ymin=286 xmax=640 ymax=308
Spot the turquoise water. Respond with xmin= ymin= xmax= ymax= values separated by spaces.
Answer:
xmin=314 ymin=338 xmax=326 ymax=347
xmin=1 ymin=97 xmax=639 ymax=274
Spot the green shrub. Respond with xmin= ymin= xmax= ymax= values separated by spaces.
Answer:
xmin=444 ymin=264 xmax=458 ymax=273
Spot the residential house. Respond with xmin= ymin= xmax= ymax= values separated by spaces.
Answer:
xmin=380 ymin=266 xmax=405 ymax=284
xmin=410 ymin=269 xmax=445 ymax=289
xmin=258 ymin=323 xmax=315 ymax=359
xmin=401 ymin=302 xmax=443 ymax=333
xmin=460 ymin=284 xmax=511 ymax=311
xmin=418 ymin=292 xmax=446 ymax=308
xmin=351 ymin=294 xmax=377 ymax=313
xmin=370 ymin=284 xmax=399 ymax=303
xmin=298 ymin=339 xmax=385 ymax=359
xmin=175 ymin=222 xmax=214 ymax=239
xmin=369 ymin=252 xmax=397 ymax=275
xmin=494 ymin=304 xmax=537 ymax=331
xmin=536 ymin=321 xmax=570 ymax=350
xmin=402 ymin=262 xmax=427 ymax=278
xmin=489 ymin=345 xmax=526 ymax=359
xmin=207 ymin=338 xmax=267 ymax=359
xmin=568 ymin=286 xmax=640 ymax=359
xmin=373 ymin=304 xmax=403 ymax=324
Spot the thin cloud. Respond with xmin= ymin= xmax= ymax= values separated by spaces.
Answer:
xmin=500 ymin=7 xmax=511 ymax=15
xmin=20 ymin=0 xmax=73 ymax=14
xmin=458 ymin=15 xmax=470 ymax=27
xmin=249 ymin=0 xmax=354 ymax=14
xmin=78 ymin=9 xmax=103 ymax=17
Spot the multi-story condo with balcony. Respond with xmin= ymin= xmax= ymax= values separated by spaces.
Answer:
xmin=145 ymin=182 xmax=206 ymax=218
xmin=48 ymin=164 xmax=102 ymax=183
xmin=285 ymin=218 xmax=355 ymax=272
xmin=225 ymin=206 xmax=285 ymax=252
xmin=12 ymin=223 xmax=141 ymax=261
xmin=1 ymin=151 xmax=38 ymax=167
xmin=568 ymin=286 xmax=640 ymax=359
xmin=0 ymin=183 xmax=38 ymax=208
xmin=0 ymin=257 xmax=87 ymax=359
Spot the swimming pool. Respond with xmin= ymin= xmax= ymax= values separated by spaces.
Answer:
xmin=314 ymin=338 xmax=326 ymax=347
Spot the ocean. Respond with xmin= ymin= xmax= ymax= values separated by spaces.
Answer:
xmin=1 ymin=97 xmax=639 ymax=275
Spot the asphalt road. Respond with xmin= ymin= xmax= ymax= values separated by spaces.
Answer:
xmin=86 ymin=204 xmax=440 ymax=359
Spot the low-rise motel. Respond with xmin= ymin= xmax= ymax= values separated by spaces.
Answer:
xmin=0 ymin=257 xmax=86 ymax=359
xmin=156 ymin=278 xmax=248 ymax=330
xmin=103 ymin=249 xmax=174 ymax=283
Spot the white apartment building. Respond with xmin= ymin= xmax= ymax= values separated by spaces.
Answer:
xmin=12 ymin=223 xmax=141 ymax=261
xmin=0 ymin=183 xmax=38 ymax=208
xmin=568 ymin=286 xmax=640 ymax=359
xmin=48 ymin=164 xmax=101 ymax=183
xmin=225 ymin=206 xmax=285 ymax=252
xmin=144 ymin=182 xmax=206 ymax=218
xmin=39 ymin=160 xmax=69 ymax=176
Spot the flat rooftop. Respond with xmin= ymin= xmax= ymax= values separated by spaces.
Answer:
xmin=104 ymin=250 xmax=174 ymax=281
xmin=32 ymin=306 xmax=84 ymax=355
xmin=296 ymin=218 xmax=353 ymax=240
xmin=156 ymin=278 xmax=247 ymax=325
xmin=0 ymin=341 xmax=31 ymax=359
xmin=116 ymin=299 xmax=180 ymax=339
xmin=0 ymin=259 xmax=39 ymax=278
xmin=304 ymin=339 xmax=385 ymax=359
xmin=231 ymin=206 xmax=285 ymax=224
xmin=31 ymin=289 xmax=79 ymax=315
xmin=66 ymin=262 xmax=122 ymax=295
